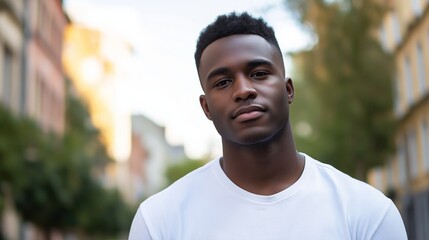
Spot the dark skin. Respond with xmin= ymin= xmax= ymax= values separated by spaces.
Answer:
xmin=198 ymin=34 xmax=305 ymax=195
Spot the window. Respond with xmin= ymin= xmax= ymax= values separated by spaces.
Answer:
xmin=404 ymin=190 xmax=429 ymax=240
xmin=35 ymin=74 xmax=43 ymax=120
xmin=416 ymin=43 xmax=426 ymax=94
xmin=412 ymin=0 xmax=422 ymax=16
xmin=398 ymin=141 xmax=408 ymax=185
xmin=373 ymin=167 xmax=384 ymax=190
xmin=2 ymin=46 xmax=12 ymax=107
xmin=408 ymin=129 xmax=419 ymax=178
xmin=386 ymin=158 xmax=394 ymax=188
xmin=393 ymin=74 xmax=401 ymax=115
xmin=37 ymin=0 xmax=44 ymax=31
xmin=392 ymin=13 xmax=402 ymax=45
xmin=40 ymin=80 xmax=46 ymax=129
xmin=414 ymin=191 xmax=429 ymax=240
xmin=403 ymin=56 xmax=414 ymax=105
xmin=379 ymin=24 xmax=388 ymax=52
xmin=422 ymin=120 xmax=429 ymax=171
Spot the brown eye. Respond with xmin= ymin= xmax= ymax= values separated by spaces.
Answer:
xmin=214 ymin=79 xmax=231 ymax=88
xmin=250 ymin=71 xmax=269 ymax=79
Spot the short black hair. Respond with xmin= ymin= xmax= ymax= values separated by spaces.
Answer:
xmin=194 ymin=12 xmax=282 ymax=71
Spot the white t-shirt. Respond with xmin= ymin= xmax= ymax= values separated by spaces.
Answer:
xmin=129 ymin=154 xmax=407 ymax=240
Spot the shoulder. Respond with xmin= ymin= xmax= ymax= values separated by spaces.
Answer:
xmin=305 ymin=155 xmax=401 ymax=238
xmin=307 ymin=155 xmax=389 ymax=204
xmin=137 ymin=159 xmax=217 ymax=237
xmin=142 ymin=159 xmax=215 ymax=210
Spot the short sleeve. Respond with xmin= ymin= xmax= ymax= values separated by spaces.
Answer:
xmin=371 ymin=202 xmax=408 ymax=240
xmin=128 ymin=206 xmax=153 ymax=240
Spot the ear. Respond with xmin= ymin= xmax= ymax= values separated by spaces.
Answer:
xmin=285 ymin=77 xmax=294 ymax=104
xmin=199 ymin=95 xmax=212 ymax=120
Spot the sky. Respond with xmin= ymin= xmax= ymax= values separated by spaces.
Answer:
xmin=63 ymin=0 xmax=312 ymax=158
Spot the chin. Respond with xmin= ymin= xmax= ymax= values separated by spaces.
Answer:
xmin=229 ymin=128 xmax=278 ymax=146
xmin=231 ymin=122 xmax=289 ymax=146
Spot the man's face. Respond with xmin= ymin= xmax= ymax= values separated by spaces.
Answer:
xmin=198 ymin=34 xmax=294 ymax=145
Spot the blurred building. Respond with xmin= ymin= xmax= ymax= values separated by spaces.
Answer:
xmin=0 ymin=0 xmax=24 ymax=114
xmin=62 ymin=24 xmax=131 ymax=163
xmin=0 ymin=1 xmax=25 ymax=239
xmin=0 ymin=0 xmax=68 ymax=239
xmin=24 ymin=0 xmax=67 ymax=135
xmin=62 ymin=22 xmax=189 ymax=205
xmin=128 ymin=114 xmax=186 ymax=200
xmin=127 ymin=129 xmax=149 ymax=202
xmin=62 ymin=24 xmax=140 ymax=208
xmin=368 ymin=1 xmax=429 ymax=239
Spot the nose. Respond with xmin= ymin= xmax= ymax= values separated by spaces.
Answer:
xmin=232 ymin=74 xmax=257 ymax=102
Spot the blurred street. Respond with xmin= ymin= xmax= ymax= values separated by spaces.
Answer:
xmin=0 ymin=0 xmax=428 ymax=239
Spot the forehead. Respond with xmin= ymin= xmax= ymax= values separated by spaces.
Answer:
xmin=198 ymin=34 xmax=283 ymax=81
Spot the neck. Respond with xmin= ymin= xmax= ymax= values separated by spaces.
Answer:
xmin=221 ymin=123 xmax=304 ymax=195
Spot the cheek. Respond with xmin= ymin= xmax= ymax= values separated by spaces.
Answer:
xmin=276 ymin=83 xmax=289 ymax=103
xmin=261 ymin=83 xmax=288 ymax=104
xmin=208 ymin=103 xmax=225 ymax=122
xmin=266 ymin=85 xmax=290 ymax=119
xmin=206 ymin=98 xmax=231 ymax=129
xmin=206 ymin=97 xmax=226 ymax=119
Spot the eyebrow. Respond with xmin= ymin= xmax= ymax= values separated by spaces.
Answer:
xmin=247 ymin=59 xmax=274 ymax=69
xmin=205 ymin=59 xmax=275 ymax=82
xmin=206 ymin=67 xmax=230 ymax=82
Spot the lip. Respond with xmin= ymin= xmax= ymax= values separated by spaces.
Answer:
xmin=232 ymin=104 xmax=266 ymax=121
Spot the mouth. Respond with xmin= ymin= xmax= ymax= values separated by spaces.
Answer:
xmin=232 ymin=104 xmax=266 ymax=122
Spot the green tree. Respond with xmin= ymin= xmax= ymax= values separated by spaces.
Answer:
xmin=0 ymin=105 xmax=69 ymax=238
xmin=0 ymin=79 xmax=133 ymax=238
xmin=165 ymin=158 xmax=207 ymax=186
xmin=56 ymin=81 xmax=133 ymax=237
xmin=285 ymin=0 xmax=395 ymax=180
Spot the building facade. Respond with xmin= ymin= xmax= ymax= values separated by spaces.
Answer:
xmin=25 ymin=0 xmax=67 ymax=134
xmin=127 ymin=131 xmax=149 ymax=202
xmin=0 ymin=0 xmax=68 ymax=239
xmin=63 ymin=24 xmax=137 ymax=209
xmin=0 ymin=0 xmax=24 ymax=113
xmin=369 ymin=1 xmax=429 ymax=239
xmin=130 ymin=115 xmax=186 ymax=199
xmin=62 ymin=24 xmax=131 ymax=163
xmin=0 ymin=3 xmax=24 ymax=237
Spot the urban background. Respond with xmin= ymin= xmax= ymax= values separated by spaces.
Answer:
xmin=0 ymin=0 xmax=428 ymax=239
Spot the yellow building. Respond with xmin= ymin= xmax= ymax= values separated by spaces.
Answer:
xmin=62 ymin=25 xmax=131 ymax=163
xmin=368 ymin=1 xmax=429 ymax=239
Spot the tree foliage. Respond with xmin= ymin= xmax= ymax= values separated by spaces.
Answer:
xmin=0 ymin=81 xmax=133 ymax=237
xmin=285 ymin=0 xmax=395 ymax=180
xmin=165 ymin=159 xmax=207 ymax=186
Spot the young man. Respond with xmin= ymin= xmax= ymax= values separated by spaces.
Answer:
xmin=129 ymin=12 xmax=407 ymax=239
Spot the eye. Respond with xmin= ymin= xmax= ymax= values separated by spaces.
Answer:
xmin=214 ymin=79 xmax=231 ymax=88
xmin=250 ymin=70 xmax=269 ymax=79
